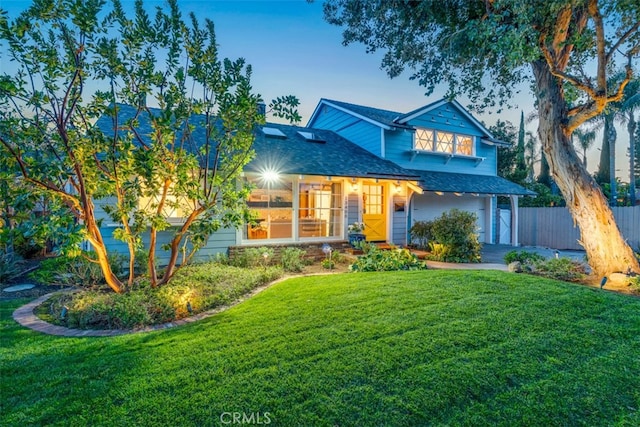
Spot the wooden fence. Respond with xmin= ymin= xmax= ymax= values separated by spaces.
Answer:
xmin=518 ymin=206 xmax=640 ymax=250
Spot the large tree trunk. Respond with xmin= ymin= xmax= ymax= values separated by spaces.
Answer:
xmin=629 ymin=115 xmax=637 ymax=206
xmin=532 ymin=61 xmax=639 ymax=277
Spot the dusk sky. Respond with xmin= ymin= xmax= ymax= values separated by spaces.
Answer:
xmin=1 ymin=0 xmax=633 ymax=179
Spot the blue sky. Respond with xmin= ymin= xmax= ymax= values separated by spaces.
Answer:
xmin=0 ymin=0 xmax=633 ymax=179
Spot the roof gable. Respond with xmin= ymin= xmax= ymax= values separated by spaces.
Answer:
xmin=397 ymin=99 xmax=494 ymax=138
xmin=308 ymin=98 xmax=407 ymax=130
xmin=308 ymin=98 xmax=497 ymax=141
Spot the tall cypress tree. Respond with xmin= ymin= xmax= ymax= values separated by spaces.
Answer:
xmin=517 ymin=111 xmax=527 ymax=172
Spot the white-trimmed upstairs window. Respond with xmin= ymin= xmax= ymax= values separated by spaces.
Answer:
xmin=414 ymin=128 xmax=475 ymax=156
xmin=414 ymin=128 xmax=434 ymax=151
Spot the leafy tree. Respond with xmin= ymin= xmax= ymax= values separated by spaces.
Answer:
xmin=322 ymin=0 xmax=640 ymax=276
xmin=616 ymin=76 xmax=640 ymax=205
xmin=572 ymin=127 xmax=597 ymax=168
xmin=524 ymin=131 xmax=540 ymax=183
xmin=594 ymin=111 xmax=616 ymax=188
xmin=516 ymin=111 xmax=527 ymax=172
xmin=593 ymin=74 xmax=639 ymax=205
xmin=0 ymin=0 xmax=298 ymax=292
xmin=492 ymin=119 xmax=526 ymax=184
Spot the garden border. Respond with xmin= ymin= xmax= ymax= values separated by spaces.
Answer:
xmin=12 ymin=275 xmax=295 ymax=337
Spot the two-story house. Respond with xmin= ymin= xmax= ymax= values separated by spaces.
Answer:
xmin=306 ymin=98 xmax=533 ymax=246
xmin=94 ymin=99 xmax=532 ymax=263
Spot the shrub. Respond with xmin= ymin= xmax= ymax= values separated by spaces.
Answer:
xmin=133 ymin=249 xmax=157 ymax=276
xmin=12 ymin=233 xmax=44 ymax=259
xmin=0 ymin=250 xmax=21 ymax=284
xmin=350 ymin=243 xmax=427 ymax=272
xmin=504 ymin=250 xmax=545 ymax=265
xmin=531 ymin=258 xmax=586 ymax=282
xmin=29 ymin=252 xmax=124 ymax=287
xmin=210 ymin=252 xmax=230 ymax=265
xmin=232 ymin=246 xmax=275 ymax=268
xmin=321 ymin=250 xmax=348 ymax=269
xmin=410 ymin=220 xmax=434 ymax=250
xmin=37 ymin=263 xmax=284 ymax=329
xmin=425 ymin=209 xmax=482 ymax=263
xmin=280 ymin=247 xmax=306 ymax=272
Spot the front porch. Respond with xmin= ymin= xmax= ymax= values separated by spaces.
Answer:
xmin=239 ymin=172 xmax=420 ymax=248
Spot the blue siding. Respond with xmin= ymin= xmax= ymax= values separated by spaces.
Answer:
xmin=98 ymin=226 xmax=237 ymax=265
xmin=392 ymin=195 xmax=407 ymax=246
xmin=310 ymin=105 xmax=382 ymax=157
xmin=384 ymin=108 xmax=497 ymax=175
xmin=408 ymin=104 xmax=483 ymax=135
xmin=347 ymin=192 xmax=360 ymax=228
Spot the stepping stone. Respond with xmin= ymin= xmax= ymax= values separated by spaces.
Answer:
xmin=2 ymin=284 xmax=36 ymax=292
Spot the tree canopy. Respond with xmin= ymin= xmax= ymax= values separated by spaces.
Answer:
xmin=323 ymin=0 xmax=640 ymax=276
xmin=324 ymin=0 xmax=638 ymax=120
xmin=0 ymin=0 xmax=298 ymax=292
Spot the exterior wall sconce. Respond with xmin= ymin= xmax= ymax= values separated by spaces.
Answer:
xmin=351 ymin=178 xmax=359 ymax=192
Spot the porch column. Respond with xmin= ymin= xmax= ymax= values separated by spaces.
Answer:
xmin=510 ymin=195 xmax=519 ymax=247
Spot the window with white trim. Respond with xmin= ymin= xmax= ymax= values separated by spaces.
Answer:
xmin=414 ymin=128 xmax=475 ymax=156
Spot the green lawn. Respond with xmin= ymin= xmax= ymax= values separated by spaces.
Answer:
xmin=2 ymin=270 xmax=640 ymax=426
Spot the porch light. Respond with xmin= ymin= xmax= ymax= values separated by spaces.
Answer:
xmin=394 ymin=183 xmax=402 ymax=194
xmin=351 ymin=178 xmax=359 ymax=192
xmin=454 ymin=192 xmax=463 ymax=196
xmin=262 ymin=169 xmax=280 ymax=183
xmin=435 ymin=191 xmax=444 ymax=196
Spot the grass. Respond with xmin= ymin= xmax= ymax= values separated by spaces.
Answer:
xmin=2 ymin=270 xmax=640 ymax=426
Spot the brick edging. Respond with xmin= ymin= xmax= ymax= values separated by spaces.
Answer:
xmin=10 ymin=274 xmax=313 ymax=337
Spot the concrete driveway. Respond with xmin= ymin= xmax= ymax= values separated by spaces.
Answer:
xmin=481 ymin=244 xmax=586 ymax=264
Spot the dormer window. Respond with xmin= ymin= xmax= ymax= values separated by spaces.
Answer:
xmin=414 ymin=127 xmax=474 ymax=156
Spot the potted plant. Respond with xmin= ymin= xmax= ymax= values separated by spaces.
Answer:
xmin=347 ymin=222 xmax=366 ymax=247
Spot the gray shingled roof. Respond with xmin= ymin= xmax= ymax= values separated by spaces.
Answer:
xmin=321 ymin=99 xmax=409 ymax=129
xmin=94 ymin=104 xmax=418 ymax=181
xmin=409 ymin=169 xmax=535 ymax=196
xmin=247 ymin=124 xmax=419 ymax=180
xmin=94 ymin=104 xmax=532 ymax=195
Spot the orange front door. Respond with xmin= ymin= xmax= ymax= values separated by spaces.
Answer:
xmin=362 ymin=182 xmax=386 ymax=241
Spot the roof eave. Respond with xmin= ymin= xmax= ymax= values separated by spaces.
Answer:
xmin=309 ymin=99 xmax=393 ymax=130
